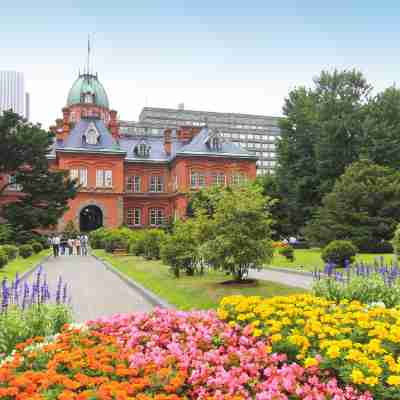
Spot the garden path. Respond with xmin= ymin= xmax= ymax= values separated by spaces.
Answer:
xmin=24 ymin=254 xmax=154 ymax=323
xmin=249 ymin=268 xmax=313 ymax=289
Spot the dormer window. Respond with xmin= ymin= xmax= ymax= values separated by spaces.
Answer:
xmin=211 ymin=137 xmax=222 ymax=151
xmin=83 ymin=122 xmax=100 ymax=145
xmin=205 ymin=129 xmax=223 ymax=151
xmin=134 ymin=142 xmax=151 ymax=157
xmin=83 ymin=93 xmax=94 ymax=104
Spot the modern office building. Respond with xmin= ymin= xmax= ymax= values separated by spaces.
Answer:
xmin=120 ymin=106 xmax=280 ymax=175
xmin=25 ymin=92 xmax=30 ymax=121
xmin=0 ymin=71 xmax=28 ymax=118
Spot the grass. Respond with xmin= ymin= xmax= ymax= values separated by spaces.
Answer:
xmin=0 ymin=250 xmax=51 ymax=281
xmin=270 ymin=249 xmax=395 ymax=272
xmin=94 ymin=250 xmax=306 ymax=310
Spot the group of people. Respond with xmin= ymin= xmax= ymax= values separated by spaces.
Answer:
xmin=50 ymin=235 xmax=89 ymax=257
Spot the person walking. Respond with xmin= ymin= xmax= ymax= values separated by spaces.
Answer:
xmin=68 ymin=238 xmax=74 ymax=256
xmin=53 ymin=235 xmax=60 ymax=257
xmin=75 ymin=237 xmax=81 ymax=256
xmin=81 ymin=234 xmax=88 ymax=256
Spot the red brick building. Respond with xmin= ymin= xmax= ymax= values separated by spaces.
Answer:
xmin=2 ymin=72 xmax=257 ymax=231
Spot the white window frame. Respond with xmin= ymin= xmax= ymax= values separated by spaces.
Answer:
xmin=126 ymin=176 xmax=141 ymax=192
xmin=212 ymin=172 xmax=225 ymax=186
xmin=149 ymin=208 xmax=164 ymax=226
xmin=96 ymin=169 xmax=113 ymax=188
xmin=190 ymin=171 xmax=206 ymax=189
xmin=149 ymin=176 xmax=164 ymax=192
xmin=8 ymin=175 xmax=22 ymax=191
xmin=127 ymin=208 xmax=142 ymax=226
xmin=231 ymin=173 xmax=245 ymax=185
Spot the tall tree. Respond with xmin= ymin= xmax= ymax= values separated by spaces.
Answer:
xmin=0 ymin=111 xmax=77 ymax=233
xmin=362 ymin=86 xmax=400 ymax=170
xmin=276 ymin=69 xmax=371 ymax=231
xmin=305 ymin=160 xmax=400 ymax=252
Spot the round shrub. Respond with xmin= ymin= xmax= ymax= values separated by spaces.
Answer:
xmin=278 ymin=245 xmax=294 ymax=262
xmin=321 ymin=240 xmax=358 ymax=268
xmin=0 ymin=248 xmax=8 ymax=269
xmin=31 ymin=241 xmax=43 ymax=254
xmin=1 ymin=244 xmax=18 ymax=260
xmin=128 ymin=231 xmax=146 ymax=256
xmin=19 ymin=244 xmax=33 ymax=259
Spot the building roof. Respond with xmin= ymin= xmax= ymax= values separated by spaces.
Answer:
xmin=177 ymin=127 xmax=257 ymax=159
xmin=56 ymin=117 xmax=124 ymax=154
xmin=55 ymin=119 xmax=256 ymax=161
xmin=67 ymin=73 xmax=109 ymax=109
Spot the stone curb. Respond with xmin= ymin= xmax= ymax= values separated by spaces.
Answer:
xmin=92 ymin=254 xmax=175 ymax=310
xmin=262 ymin=266 xmax=316 ymax=278
xmin=18 ymin=255 xmax=51 ymax=281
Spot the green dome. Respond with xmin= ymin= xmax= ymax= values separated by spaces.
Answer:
xmin=67 ymin=73 xmax=109 ymax=109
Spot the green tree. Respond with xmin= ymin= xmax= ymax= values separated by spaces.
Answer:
xmin=305 ymin=160 xmax=400 ymax=252
xmin=362 ymin=86 xmax=400 ymax=170
xmin=63 ymin=220 xmax=80 ymax=238
xmin=0 ymin=111 xmax=77 ymax=232
xmin=160 ymin=219 xmax=200 ymax=277
xmin=254 ymin=175 xmax=290 ymax=238
xmin=276 ymin=69 xmax=371 ymax=231
xmin=198 ymin=184 xmax=274 ymax=281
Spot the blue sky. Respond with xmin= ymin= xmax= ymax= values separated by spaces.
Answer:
xmin=2 ymin=1 xmax=400 ymax=127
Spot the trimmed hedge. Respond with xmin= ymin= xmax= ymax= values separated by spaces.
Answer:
xmin=321 ymin=240 xmax=358 ymax=268
xmin=19 ymin=244 xmax=34 ymax=259
xmin=31 ymin=241 xmax=43 ymax=254
xmin=0 ymin=249 xmax=8 ymax=269
xmin=1 ymin=244 xmax=18 ymax=260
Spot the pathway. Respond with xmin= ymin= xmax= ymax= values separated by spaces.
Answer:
xmin=24 ymin=255 xmax=154 ymax=323
xmin=249 ymin=268 xmax=313 ymax=289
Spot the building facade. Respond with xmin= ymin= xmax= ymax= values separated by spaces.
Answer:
xmin=1 ymin=71 xmax=257 ymax=232
xmin=120 ymin=106 xmax=280 ymax=175
xmin=0 ymin=71 xmax=29 ymax=119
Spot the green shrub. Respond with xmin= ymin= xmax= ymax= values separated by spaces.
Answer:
xmin=89 ymin=227 xmax=111 ymax=249
xmin=19 ymin=244 xmax=33 ymax=259
xmin=392 ymin=223 xmax=400 ymax=256
xmin=278 ymin=245 xmax=294 ymax=262
xmin=0 ymin=304 xmax=72 ymax=357
xmin=321 ymin=240 xmax=358 ymax=268
xmin=0 ymin=224 xmax=14 ymax=245
xmin=313 ymin=274 xmax=400 ymax=307
xmin=1 ymin=244 xmax=18 ymax=260
xmin=128 ymin=231 xmax=146 ymax=256
xmin=0 ymin=249 xmax=8 ymax=269
xmin=141 ymin=229 xmax=166 ymax=260
xmin=104 ymin=230 xmax=129 ymax=253
xmin=31 ymin=241 xmax=43 ymax=254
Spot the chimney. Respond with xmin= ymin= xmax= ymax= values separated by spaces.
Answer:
xmin=109 ymin=110 xmax=119 ymax=139
xmin=58 ymin=107 xmax=71 ymax=141
xmin=164 ymin=128 xmax=172 ymax=155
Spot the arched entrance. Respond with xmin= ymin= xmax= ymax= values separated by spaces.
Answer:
xmin=80 ymin=205 xmax=103 ymax=232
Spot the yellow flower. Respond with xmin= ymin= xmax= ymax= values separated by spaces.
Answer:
xmin=304 ymin=357 xmax=318 ymax=368
xmin=326 ymin=345 xmax=341 ymax=359
xmin=351 ymin=368 xmax=365 ymax=384
xmin=364 ymin=376 xmax=378 ymax=386
xmin=270 ymin=334 xmax=282 ymax=343
xmin=387 ymin=375 xmax=400 ymax=386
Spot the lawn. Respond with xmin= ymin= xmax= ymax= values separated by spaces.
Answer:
xmin=0 ymin=250 xmax=51 ymax=281
xmin=270 ymin=248 xmax=395 ymax=272
xmin=94 ymin=250 xmax=306 ymax=310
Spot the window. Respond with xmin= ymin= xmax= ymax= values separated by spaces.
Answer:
xmin=8 ymin=175 xmax=21 ymax=191
xmin=126 ymin=176 xmax=141 ymax=192
xmin=86 ymin=128 xmax=99 ymax=145
xmin=135 ymin=143 xmax=151 ymax=157
xmin=149 ymin=208 xmax=164 ymax=226
xmin=96 ymin=170 xmax=112 ymax=187
xmin=190 ymin=171 xmax=206 ymax=189
xmin=127 ymin=208 xmax=141 ymax=226
xmin=149 ymin=176 xmax=164 ymax=192
xmin=212 ymin=172 xmax=225 ymax=186
xmin=231 ymin=173 xmax=245 ymax=185
xmin=70 ymin=168 xmax=87 ymax=187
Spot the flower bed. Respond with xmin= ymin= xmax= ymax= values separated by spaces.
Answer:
xmin=0 ymin=309 xmax=371 ymax=400
xmin=218 ymin=294 xmax=400 ymax=399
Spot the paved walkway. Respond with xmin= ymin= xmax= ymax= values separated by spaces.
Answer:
xmin=24 ymin=255 xmax=154 ymax=323
xmin=249 ymin=268 xmax=313 ymax=289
